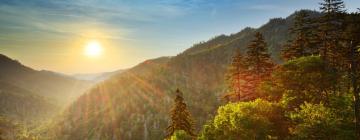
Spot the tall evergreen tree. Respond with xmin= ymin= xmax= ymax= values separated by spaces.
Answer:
xmin=246 ymin=32 xmax=274 ymax=77
xmin=282 ymin=10 xmax=314 ymax=60
xmin=315 ymin=0 xmax=347 ymax=106
xmin=320 ymin=0 xmax=345 ymax=13
xmin=245 ymin=32 xmax=274 ymax=100
xmin=223 ymin=49 xmax=251 ymax=102
xmin=166 ymin=89 xmax=196 ymax=139
xmin=317 ymin=0 xmax=346 ymax=66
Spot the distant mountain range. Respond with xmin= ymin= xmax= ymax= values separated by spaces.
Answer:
xmin=52 ymin=10 xmax=321 ymax=140
xmin=71 ymin=69 xmax=125 ymax=82
xmin=0 ymin=54 xmax=97 ymax=124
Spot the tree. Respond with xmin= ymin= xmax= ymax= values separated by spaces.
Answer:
xmin=282 ymin=10 xmax=314 ymax=60
xmin=319 ymin=0 xmax=345 ymax=14
xmin=259 ymin=56 xmax=341 ymax=108
xmin=317 ymin=0 xmax=346 ymax=66
xmin=246 ymin=32 xmax=274 ymax=77
xmin=244 ymin=32 xmax=274 ymax=100
xmin=289 ymin=102 xmax=354 ymax=139
xmin=198 ymin=99 xmax=288 ymax=140
xmin=223 ymin=49 xmax=251 ymax=102
xmin=166 ymin=89 xmax=196 ymax=139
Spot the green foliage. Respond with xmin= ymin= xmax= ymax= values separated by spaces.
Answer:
xmin=257 ymin=56 xmax=354 ymax=139
xmin=289 ymin=102 xmax=354 ymax=139
xmin=169 ymin=130 xmax=193 ymax=140
xmin=260 ymin=56 xmax=341 ymax=108
xmin=198 ymin=99 xmax=287 ymax=140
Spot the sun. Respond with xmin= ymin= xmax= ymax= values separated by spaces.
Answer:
xmin=84 ymin=40 xmax=103 ymax=57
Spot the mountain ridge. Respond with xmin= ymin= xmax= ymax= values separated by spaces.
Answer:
xmin=71 ymin=69 xmax=125 ymax=82
xmin=0 ymin=53 xmax=93 ymax=105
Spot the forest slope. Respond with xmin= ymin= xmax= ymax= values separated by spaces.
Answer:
xmin=0 ymin=54 xmax=93 ymax=105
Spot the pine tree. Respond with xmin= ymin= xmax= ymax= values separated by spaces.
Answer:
xmin=282 ymin=10 xmax=313 ymax=60
xmin=223 ymin=49 xmax=251 ymax=102
xmin=317 ymin=0 xmax=346 ymax=66
xmin=246 ymin=32 xmax=274 ymax=77
xmin=342 ymin=12 xmax=360 ymax=138
xmin=315 ymin=0 xmax=347 ymax=105
xmin=320 ymin=0 xmax=345 ymax=14
xmin=244 ymin=32 xmax=274 ymax=100
xmin=166 ymin=89 xmax=196 ymax=139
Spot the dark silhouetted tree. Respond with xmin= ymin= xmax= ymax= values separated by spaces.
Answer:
xmin=317 ymin=0 xmax=346 ymax=67
xmin=166 ymin=89 xmax=196 ymax=139
xmin=282 ymin=11 xmax=314 ymax=60
xmin=246 ymin=32 xmax=274 ymax=77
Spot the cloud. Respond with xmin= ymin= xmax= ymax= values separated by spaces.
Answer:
xmin=0 ymin=1 xmax=138 ymax=42
xmin=0 ymin=0 xmax=218 ymax=46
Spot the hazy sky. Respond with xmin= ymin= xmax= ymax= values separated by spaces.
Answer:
xmin=0 ymin=0 xmax=359 ymax=74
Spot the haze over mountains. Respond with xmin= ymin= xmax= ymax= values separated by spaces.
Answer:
xmin=46 ymin=10 xmax=320 ymax=140
xmin=0 ymin=80 xmax=57 ymax=122
xmin=72 ymin=70 xmax=125 ymax=82
xmin=0 ymin=53 xmax=96 ymax=125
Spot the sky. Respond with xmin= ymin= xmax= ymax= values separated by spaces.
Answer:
xmin=0 ymin=0 xmax=359 ymax=74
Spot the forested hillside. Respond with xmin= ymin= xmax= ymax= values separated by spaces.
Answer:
xmin=0 ymin=54 xmax=93 ymax=139
xmin=0 ymin=81 xmax=58 ymax=139
xmin=49 ymin=10 xmax=322 ymax=140
xmin=0 ymin=81 xmax=57 ymax=121
xmin=0 ymin=54 xmax=93 ymax=105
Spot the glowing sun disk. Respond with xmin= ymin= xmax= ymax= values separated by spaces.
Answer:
xmin=85 ymin=40 xmax=103 ymax=57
